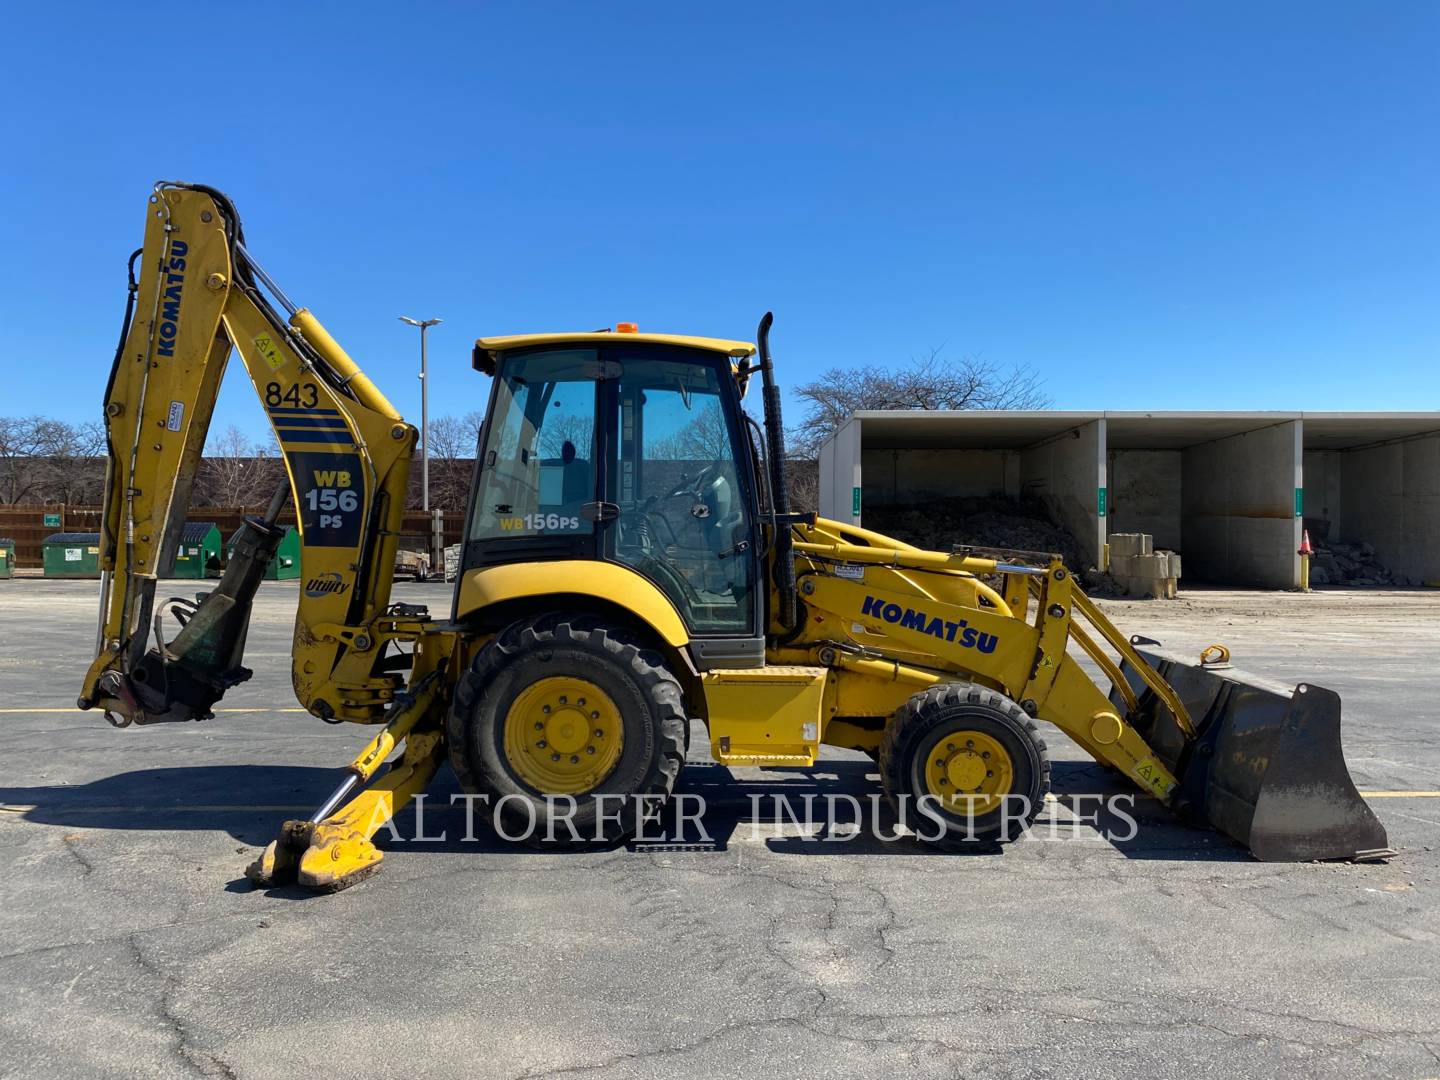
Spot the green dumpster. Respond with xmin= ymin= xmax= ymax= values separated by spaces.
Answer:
xmin=0 ymin=538 xmax=14 ymax=580
xmin=227 ymin=524 xmax=301 ymax=580
xmin=43 ymin=533 xmax=102 ymax=579
xmin=172 ymin=522 xmax=223 ymax=579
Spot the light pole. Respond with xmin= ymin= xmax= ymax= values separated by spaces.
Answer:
xmin=399 ymin=316 xmax=442 ymax=510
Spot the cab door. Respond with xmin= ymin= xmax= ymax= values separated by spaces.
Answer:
xmin=601 ymin=346 xmax=762 ymax=664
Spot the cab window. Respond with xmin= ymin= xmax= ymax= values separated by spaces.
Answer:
xmin=471 ymin=349 xmax=596 ymax=541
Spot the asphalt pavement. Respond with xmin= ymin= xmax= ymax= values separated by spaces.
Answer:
xmin=1 ymin=580 xmax=1437 ymax=1079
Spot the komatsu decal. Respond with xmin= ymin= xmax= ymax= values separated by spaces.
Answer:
xmin=155 ymin=240 xmax=189 ymax=358
xmin=859 ymin=594 xmax=1000 ymax=654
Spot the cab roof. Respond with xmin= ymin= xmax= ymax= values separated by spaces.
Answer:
xmin=473 ymin=331 xmax=756 ymax=373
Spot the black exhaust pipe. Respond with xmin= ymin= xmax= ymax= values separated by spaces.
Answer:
xmin=757 ymin=312 xmax=796 ymax=630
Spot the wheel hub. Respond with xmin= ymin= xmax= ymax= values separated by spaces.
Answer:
xmin=924 ymin=730 xmax=1014 ymax=817
xmin=503 ymin=677 xmax=624 ymax=795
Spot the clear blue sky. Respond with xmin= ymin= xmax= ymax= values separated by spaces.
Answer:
xmin=3 ymin=2 xmax=1435 ymax=445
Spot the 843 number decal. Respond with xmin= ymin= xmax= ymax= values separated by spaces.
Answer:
xmin=264 ymin=381 xmax=319 ymax=408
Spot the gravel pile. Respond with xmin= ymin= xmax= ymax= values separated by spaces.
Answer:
xmin=1310 ymin=538 xmax=1400 ymax=586
xmin=860 ymin=495 xmax=1113 ymax=585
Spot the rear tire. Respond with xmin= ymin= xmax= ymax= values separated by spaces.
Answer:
xmin=880 ymin=684 xmax=1050 ymax=851
xmin=447 ymin=615 xmax=687 ymax=845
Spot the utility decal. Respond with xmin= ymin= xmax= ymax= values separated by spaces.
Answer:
xmin=303 ymin=572 xmax=350 ymax=598
xmin=291 ymin=451 xmax=364 ymax=547
xmin=859 ymin=594 xmax=1000 ymax=654
xmin=154 ymin=241 xmax=188 ymax=357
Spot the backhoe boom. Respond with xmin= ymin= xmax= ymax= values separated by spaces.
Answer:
xmin=80 ymin=183 xmax=421 ymax=727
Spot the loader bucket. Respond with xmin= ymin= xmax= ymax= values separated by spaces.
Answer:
xmin=1111 ymin=641 xmax=1389 ymax=861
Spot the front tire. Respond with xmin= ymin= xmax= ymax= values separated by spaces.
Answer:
xmin=447 ymin=615 xmax=687 ymax=844
xmin=880 ymin=684 xmax=1050 ymax=851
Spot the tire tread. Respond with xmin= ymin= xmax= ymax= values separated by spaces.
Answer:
xmin=446 ymin=615 xmax=687 ymax=843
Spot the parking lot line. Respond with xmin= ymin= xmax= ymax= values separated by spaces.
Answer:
xmin=0 ymin=707 xmax=309 ymax=714
xmin=1 ymin=804 xmax=311 ymax=814
xmin=1358 ymin=791 xmax=1440 ymax=798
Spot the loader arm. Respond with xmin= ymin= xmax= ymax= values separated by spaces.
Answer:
xmin=80 ymin=182 xmax=421 ymax=726
xmin=784 ymin=518 xmax=1390 ymax=862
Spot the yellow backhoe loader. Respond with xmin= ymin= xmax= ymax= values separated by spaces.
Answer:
xmin=78 ymin=182 xmax=1389 ymax=890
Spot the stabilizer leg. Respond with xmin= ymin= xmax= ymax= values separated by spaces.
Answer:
xmin=299 ymin=731 xmax=445 ymax=890
xmin=246 ymin=675 xmax=444 ymax=891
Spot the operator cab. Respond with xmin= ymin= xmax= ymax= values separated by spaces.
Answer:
xmin=466 ymin=329 xmax=764 ymax=648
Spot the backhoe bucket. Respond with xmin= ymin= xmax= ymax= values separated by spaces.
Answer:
xmin=1113 ymin=642 xmax=1389 ymax=861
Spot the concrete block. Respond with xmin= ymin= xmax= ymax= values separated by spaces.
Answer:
xmin=1167 ymin=553 xmax=1182 ymax=579
xmin=1129 ymin=554 xmax=1172 ymax=581
xmin=1125 ymin=575 xmax=1178 ymax=600
xmin=1109 ymin=553 xmax=1137 ymax=578
xmin=1109 ymin=533 xmax=1152 ymax=558
xmin=1122 ymin=577 xmax=1157 ymax=599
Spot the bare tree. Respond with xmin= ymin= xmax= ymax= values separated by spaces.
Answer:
xmin=0 ymin=415 xmax=107 ymax=504
xmin=426 ymin=412 xmax=483 ymax=511
xmin=784 ymin=458 xmax=819 ymax=514
xmin=786 ymin=348 xmax=1048 ymax=460
xmin=0 ymin=416 xmax=52 ymax=504
xmin=195 ymin=425 xmax=280 ymax=507
xmin=534 ymin=412 xmax=593 ymax=462
xmin=646 ymin=401 xmax=729 ymax=463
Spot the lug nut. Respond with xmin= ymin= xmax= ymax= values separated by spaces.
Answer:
xmin=550 ymin=753 xmax=561 ymax=762
xmin=986 ymin=771 xmax=994 ymax=778
xmin=981 ymin=751 xmax=990 ymax=759
xmin=535 ymin=722 xmax=544 ymax=731
xmin=559 ymin=696 xmax=567 ymax=704
xmin=537 ymin=739 xmax=547 ymax=749
xmin=543 ymin=705 xmax=551 ymax=714
xmin=966 ymin=740 xmax=974 ymax=749
xmin=590 ymin=710 xmax=599 ymax=719
xmin=570 ymin=755 xmax=579 ymax=764
xmin=586 ymin=746 xmax=596 ymax=755
xmin=578 ymin=698 xmax=586 ymax=706
xmin=594 ymin=729 xmax=603 ymax=738
xmin=946 ymin=743 xmax=955 ymax=752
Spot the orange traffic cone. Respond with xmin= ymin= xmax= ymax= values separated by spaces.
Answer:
xmin=1299 ymin=530 xmax=1313 ymax=556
